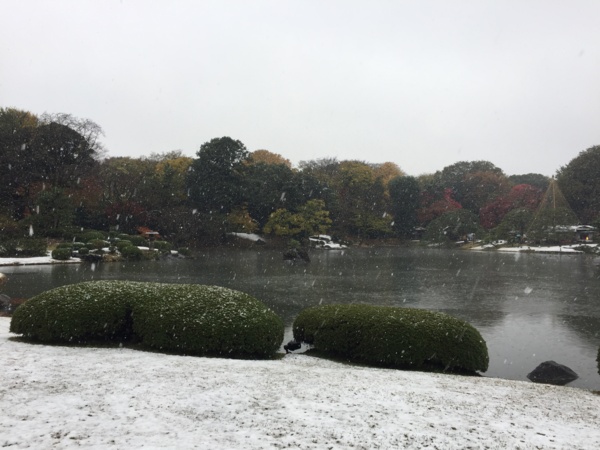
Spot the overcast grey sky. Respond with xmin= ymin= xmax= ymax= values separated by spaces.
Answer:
xmin=1 ymin=0 xmax=599 ymax=176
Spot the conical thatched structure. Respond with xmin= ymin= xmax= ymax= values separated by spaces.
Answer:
xmin=526 ymin=178 xmax=579 ymax=243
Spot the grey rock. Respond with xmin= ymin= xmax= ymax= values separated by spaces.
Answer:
xmin=527 ymin=360 xmax=578 ymax=385
xmin=284 ymin=340 xmax=301 ymax=354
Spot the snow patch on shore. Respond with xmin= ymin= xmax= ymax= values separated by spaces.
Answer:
xmin=0 ymin=254 xmax=81 ymax=266
xmin=471 ymin=244 xmax=598 ymax=254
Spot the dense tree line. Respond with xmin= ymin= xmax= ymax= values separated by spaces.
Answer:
xmin=1 ymin=107 xmax=597 ymax=247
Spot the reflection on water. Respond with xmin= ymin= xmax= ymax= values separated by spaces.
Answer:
xmin=3 ymin=247 xmax=600 ymax=389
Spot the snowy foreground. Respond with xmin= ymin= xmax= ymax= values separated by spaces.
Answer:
xmin=1 ymin=319 xmax=599 ymax=449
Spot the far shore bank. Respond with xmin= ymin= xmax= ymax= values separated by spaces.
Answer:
xmin=2 ymin=240 xmax=598 ymax=268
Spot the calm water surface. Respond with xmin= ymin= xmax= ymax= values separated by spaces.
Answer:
xmin=3 ymin=247 xmax=600 ymax=389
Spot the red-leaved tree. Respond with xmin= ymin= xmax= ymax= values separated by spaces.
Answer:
xmin=418 ymin=188 xmax=462 ymax=225
xmin=479 ymin=184 xmax=543 ymax=229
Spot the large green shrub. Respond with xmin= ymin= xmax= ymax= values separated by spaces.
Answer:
xmin=132 ymin=284 xmax=284 ymax=358
xmin=10 ymin=281 xmax=135 ymax=343
xmin=87 ymin=239 xmax=108 ymax=250
xmin=153 ymin=240 xmax=172 ymax=252
xmin=79 ymin=231 xmax=106 ymax=242
xmin=115 ymin=240 xmax=133 ymax=251
xmin=126 ymin=235 xmax=148 ymax=246
xmin=51 ymin=248 xmax=72 ymax=260
xmin=120 ymin=245 xmax=143 ymax=260
xmin=293 ymin=304 xmax=489 ymax=373
xmin=10 ymin=281 xmax=283 ymax=359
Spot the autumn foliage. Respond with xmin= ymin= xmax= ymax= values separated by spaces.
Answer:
xmin=418 ymin=188 xmax=462 ymax=224
xmin=4 ymin=106 xmax=576 ymax=245
xmin=479 ymin=184 xmax=543 ymax=229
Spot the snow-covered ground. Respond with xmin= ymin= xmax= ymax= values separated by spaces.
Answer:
xmin=2 ymin=318 xmax=599 ymax=449
xmin=0 ymin=254 xmax=81 ymax=266
xmin=471 ymin=243 xmax=598 ymax=253
xmin=228 ymin=232 xmax=266 ymax=242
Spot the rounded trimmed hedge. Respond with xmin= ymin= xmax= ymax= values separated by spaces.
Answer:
xmin=79 ymin=231 xmax=106 ymax=242
xmin=10 ymin=281 xmax=284 ymax=359
xmin=126 ymin=235 xmax=148 ymax=246
xmin=120 ymin=245 xmax=143 ymax=260
xmin=153 ymin=240 xmax=172 ymax=252
xmin=132 ymin=284 xmax=284 ymax=357
xmin=115 ymin=240 xmax=133 ymax=251
xmin=10 ymin=281 xmax=134 ymax=343
xmin=51 ymin=248 xmax=72 ymax=261
xmin=293 ymin=304 xmax=489 ymax=373
xmin=88 ymin=239 xmax=108 ymax=250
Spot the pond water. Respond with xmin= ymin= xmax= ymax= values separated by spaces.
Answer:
xmin=2 ymin=247 xmax=600 ymax=389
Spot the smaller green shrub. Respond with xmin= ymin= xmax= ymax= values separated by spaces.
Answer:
xmin=77 ymin=247 xmax=89 ymax=255
xmin=88 ymin=239 xmax=108 ymax=250
xmin=56 ymin=242 xmax=74 ymax=249
xmin=72 ymin=242 xmax=86 ymax=250
xmin=51 ymin=248 xmax=72 ymax=260
xmin=120 ymin=245 xmax=143 ymax=260
xmin=293 ymin=304 xmax=489 ymax=373
xmin=128 ymin=235 xmax=148 ymax=246
xmin=10 ymin=281 xmax=136 ymax=343
xmin=115 ymin=240 xmax=133 ymax=251
xmin=79 ymin=231 xmax=106 ymax=242
xmin=153 ymin=240 xmax=172 ymax=252
xmin=142 ymin=249 xmax=160 ymax=260
xmin=117 ymin=234 xmax=147 ymax=246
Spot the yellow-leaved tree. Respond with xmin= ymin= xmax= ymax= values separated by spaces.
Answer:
xmin=263 ymin=199 xmax=331 ymax=238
